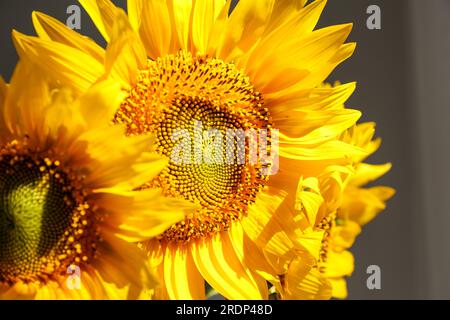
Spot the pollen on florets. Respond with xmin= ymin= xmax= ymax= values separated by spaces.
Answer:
xmin=0 ymin=140 xmax=99 ymax=285
xmin=115 ymin=51 xmax=275 ymax=243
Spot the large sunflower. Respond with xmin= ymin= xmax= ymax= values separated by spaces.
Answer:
xmin=0 ymin=60 xmax=192 ymax=299
xmin=13 ymin=0 xmax=373 ymax=299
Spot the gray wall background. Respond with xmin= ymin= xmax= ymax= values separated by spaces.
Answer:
xmin=1 ymin=0 xmax=449 ymax=299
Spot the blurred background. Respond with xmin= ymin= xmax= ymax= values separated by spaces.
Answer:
xmin=1 ymin=0 xmax=449 ymax=299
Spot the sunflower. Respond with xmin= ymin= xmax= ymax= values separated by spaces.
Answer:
xmin=0 ymin=60 xmax=193 ymax=299
xmin=13 ymin=0 xmax=371 ymax=299
xmin=294 ymin=122 xmax=395 ymax=299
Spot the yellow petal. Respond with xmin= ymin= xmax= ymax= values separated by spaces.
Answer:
xmin=330 ymin=221 xmax=361 ymax=251
xmin=284 ymin=261 xmax=332 ymax=300
xmin=341 ymin=186 xmax=395 ymax=225
xmin=105 ymin=9 xmax=147 ymax=88
xmin=139 ymin=0 xmax=173 ymax=59
xmin=329 ymin=277 xmax=348 ymax=299
xmin=228 ymin=223 xmax=271 ymax=297
xmin=78 ymin=79 xmax=125 ymax=128
xmin=163 ymin=245 xmax=205 ymax=300
xmin=256 ymin=0 xmax=328 ymax=61
xmin=296 ymin=176 xmax=324 ymax=225
xmin=168 ymin=0 xmax=193 ymax=50
xmin=230 ymin=223 xmax=279 ymax=287
xmin=241 ymin=190 xmax=297 ymax=265
xmin=324 ymin=250 xmax=354 ymax=278
xmin=93 ymin=231 xmax=156 ymax=297
xmin=279 ymin=137 xmax=367 ymax=161
xmin=12 ymin=31 xmax=103 ymax=94
xmin=127 ymin=0 xmax=144 ymax=31
xmin=206 ymin=0 xmax=232 ymax=56
xmin=215 ymin=0 xmax=275 ymax=62
xmin=250 ymin=23 xmax=353 ymax=93
xmin=79 ymin=0 xmax=118 ymax=42
xmin=191 ymin=0 xmax=224 ymax=54
xmin=192 ymin=231 xmax=266 ymax=300
xmin=2 ymin=60 xmax=51 ymax=138
xmin=32 ymin=11 xmax=104 ymax=63
xmin=95 ymin=190 xmax=195 ymax=242
xmin=351 ymin=163 xmax=392 ymax=187
xmin=297 ymin=229 xmax=325 ymax=261
xmin=0 ymin=76 xmax=6 ymax=136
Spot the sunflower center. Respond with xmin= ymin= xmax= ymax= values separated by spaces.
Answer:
xmin=115 ymin=51 xmax=275 ymax=243
xmin=317 ymin=213 xmax=337 ymax=269
xmin=0 ymin=142 xmax=96 ymax=284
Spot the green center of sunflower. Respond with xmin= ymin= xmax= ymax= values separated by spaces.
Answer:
xmin=115 ymin=51 xmax=276 ymax=243
xmin=0 ymin=142 xmax=96 ymax=284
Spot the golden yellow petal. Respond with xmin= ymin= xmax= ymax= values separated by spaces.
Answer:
xmin=324 ymin=250 xmax=354 ymax=278
xmin=93 ymin=231 xmax=156 ymax=298
xmin=32 ymin=11 xmax=104 ymax=63
xmin=206 ymin=0 xmax=232 ymax=56
xmin=139 ymin=0 xmax=173 ymax=59
xmin=191 ymin=0 xmax=224 ymax=54
xmin=250 ymin=0 xmax=328 ymax=68
xmin=284 ymin=260 xmax=332 ymax=300
xmin=270 ymin=82 xmax=356 ymax=120
xmin=2 ymin=60 xmax=51 ymax=139
xmin=0 ymin=76 xmax=6 ymax=138
xmin=215 ymin=0 xmax=275 ymax=62
xmin=279 ymin=138 xmax=367 ymax=161
xmin=79 ymin=0 xmax=118 ymax=42
xmin=330 ymin=221 xmax=361 ymax=251
xmin=167 ymin=0 xmax=193 ymax=50
xmin=250 ymin=23 xmax=353 ymax=93
xmin=297 ymin=229 xmax=325 ymax=261
xmin=163 ymin=245 xmax=205 ymax=300
xmin=192 ymin=231 xmax=266 ymax=300
xmin=351 ymin=163 xmax=392 ymax=187
xmin=96 ymin=189 xmax=194 ymax=242
xmin=127 ymin=0 xmax=144 ymax=31
xmin=241 ymin=190 xmax=297 ymax=265
xmin=295 ymin=177 xmax=324 ymax=225
xmin=105 ymin=9 xmax=147 ymax=88
xmin=341 ymin=186 xmax=395 ymax=225
xmin=230 ymin=223 xmax=280 ymax=288
xmin=12 ymin=31 xmax=103 ymax=94
xmin=329 ymin=277 xmax=348 ymax=299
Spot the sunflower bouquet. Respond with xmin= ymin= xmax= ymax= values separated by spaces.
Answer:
xmin=0 ymin=0 xmax=394 ymax=300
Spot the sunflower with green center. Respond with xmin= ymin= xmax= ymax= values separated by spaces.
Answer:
xmin=0 ymin=60 xmax=193 ymax=299
xmin=294 ymin=121 xmax=395 ymax=299
xmin=12 ymin=0 xmax=379 ymax=299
